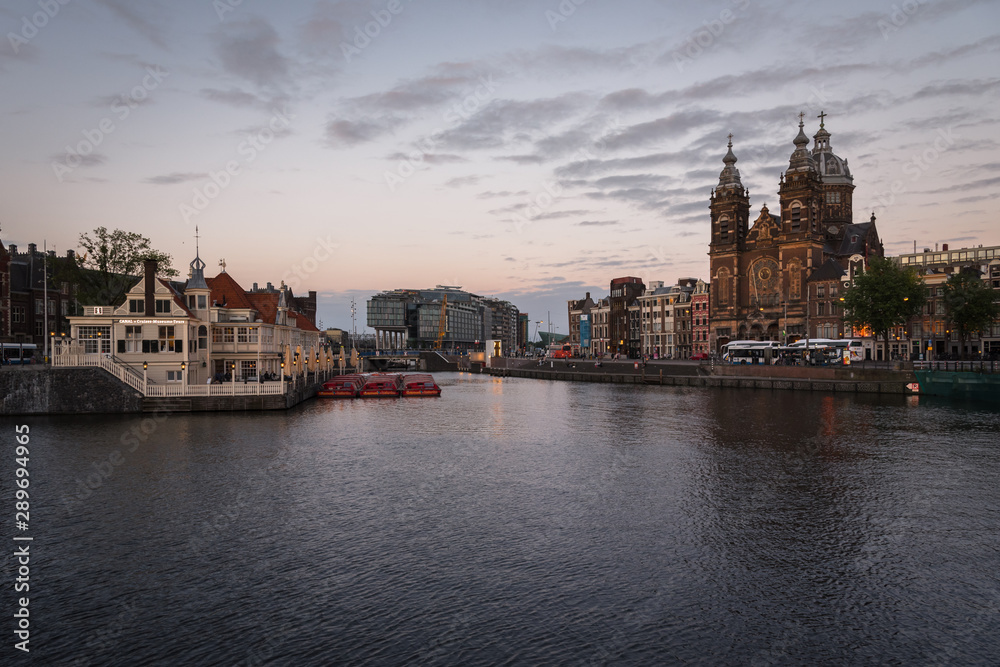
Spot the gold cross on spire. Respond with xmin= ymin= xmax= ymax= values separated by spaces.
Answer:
xmin=818 ymin=110 xmax=826 ymax=128
xmin=727 ymin=132 xmax=733 ymax=146
xmin=798 ymin=111 xmax=805 ymax=126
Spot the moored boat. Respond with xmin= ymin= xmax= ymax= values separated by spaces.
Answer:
xmin=359 ymin=373 xmax=402 ymax=398
xmin=317 ymin=374 xmax=364 ymax=398
xmin=914 ymin=370 xmax=1000 ymax=404
xmin=400 ymin=373 xmax=442 ymax=397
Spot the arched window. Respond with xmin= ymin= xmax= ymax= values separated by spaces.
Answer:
xmin=198 ymin=325 xmax=208 ymax=350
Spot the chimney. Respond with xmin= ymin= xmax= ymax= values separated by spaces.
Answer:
xmin=942 ymin=243 xmax=949 ymax=252
xmin=585 ymin=292 xmax=590 ymax=299
xmin=66 ymin=249 xmax=75 ymax=260
xmin=144 ymin=259 xmax=158 ymax=316
xmin=8 ymin=244 xmax=16 ymax=254
xmin=253 ymin=282 xmax=258 ymax=290
xmin=28 ymin=243 xmax=36 ymax=255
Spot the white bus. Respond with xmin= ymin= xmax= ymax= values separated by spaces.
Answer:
xmin=784 ymin=338 xmax=864 ymax=364
xmin=721 ymin=340 xmax=780 ymax=365
xmin=1 ymin=343 xmax=38 ymax=365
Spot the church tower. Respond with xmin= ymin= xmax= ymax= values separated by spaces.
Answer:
xmin=778 ymin=113 xmax=824 ymax=242
xmin=709 ymin=135 xmax=750 ymax=251
xmin=811 ymin=111 xmax=855 ymax=234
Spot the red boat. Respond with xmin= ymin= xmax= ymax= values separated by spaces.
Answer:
xmin=358 ymin=373 xmax=402 ymax=398
xmin=400 ymin=373 xmax=442 ymax=397
xmin=317 ymin=374 xmax=364 ymax=398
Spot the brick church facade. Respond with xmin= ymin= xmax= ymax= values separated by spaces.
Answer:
xmin=708 ymin=113 xmax=883 ymax=350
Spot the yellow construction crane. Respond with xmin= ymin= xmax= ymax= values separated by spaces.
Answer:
xmin=435 ymin=295 xmax=448 ymax=350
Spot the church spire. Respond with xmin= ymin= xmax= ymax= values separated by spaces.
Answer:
xmin=717 ymin=133 xmax=744 ymax=190
xmin=187 ymin=225 xmax=209 ymax=290
xmin=788 ymin=112 xmax=816 ymax=173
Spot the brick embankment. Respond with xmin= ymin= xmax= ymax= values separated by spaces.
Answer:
xmin=485 ymin=359 xmax=916 ymax=395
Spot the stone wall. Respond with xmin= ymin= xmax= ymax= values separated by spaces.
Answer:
xmin=0 ymin=367 xmax=143 ymax=415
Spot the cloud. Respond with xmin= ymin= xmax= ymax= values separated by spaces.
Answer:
xmin=143 ymin=172 xmax=207 ymax=185
xmin=444 ymin=175 xmax=483 ymax=188
xmin=324 ymin=117 xmax=400 ymax=146
xmin=51 ymin=153 xmax=107 ymax=168
xmin=94 ymin=0 xmax=167 ymax=49
xmin=200 ymin=87 xmax=266 ymax=108
xmin=214 ymin=17 xmax=289 ymax=88
xmin=576 ymin=220 xmax=619 ymax=227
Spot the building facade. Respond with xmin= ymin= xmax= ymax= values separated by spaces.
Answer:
xmin=691 ymin=279 xmax=711 ymax=355
xmin=63 ymin=250 xmax=321 ymax=385
xmin=708 ymin=115 xmax=882 ymax=352
xmin=1 ymin=242 xmax=76 ymax=351
xmin=894 ymin=243 xmax=1000 ymax=359
xmin=609 ymin=276 xmax=644 ymax=356
xmin=367 ymin=286 xmax=514 ymax=352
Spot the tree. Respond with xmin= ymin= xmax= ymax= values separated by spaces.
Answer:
xmin=841 ymin=256 xmax=926 ymax=361
xmin=942 ymin=269 xmax=1000 ymax=358
xmin=72 ymin=227 xmax=178 ymax=308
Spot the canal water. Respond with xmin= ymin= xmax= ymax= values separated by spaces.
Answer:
xmin=5 ymin=373 xmax=1000 ymax=665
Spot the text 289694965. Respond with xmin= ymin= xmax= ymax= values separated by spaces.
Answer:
xmin=13 ymin=424 xmax=32 ymax=653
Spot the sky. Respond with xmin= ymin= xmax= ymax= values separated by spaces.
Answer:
xmin=1 ymin=0 xmax=998 ymax=334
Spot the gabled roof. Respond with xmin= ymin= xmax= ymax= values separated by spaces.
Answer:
xmin=245 ymin=292 xmax=279 ymax=324
xmin=159 ymin=278 xmax=197 ymax=318
xmin=808 ymin=259 xmax=846 ymax=282
xmin=288 ymin=310 xmax=319 ymax=332
xmin=206 ymin=272 xmax=254 ymax=310
xmin=836 ymin=222 xmax=875 ymax=256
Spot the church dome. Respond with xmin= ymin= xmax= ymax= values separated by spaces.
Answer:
xmin=812 ymin=118 xmax=853 ymax=185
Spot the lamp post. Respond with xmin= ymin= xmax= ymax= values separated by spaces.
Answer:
xmin=143 ymin=361 xmax=148 ymax=391
xmin=280 ymin=360 xmax=286 ymax=393
xmin=181 ymin=361 xmax=187 ymax=393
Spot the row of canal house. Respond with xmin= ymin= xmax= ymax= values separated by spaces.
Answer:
xmin=60 ymin=248 xmax=321 ymax=386
xmin=568 ymin=277 xmax=711 ymax=359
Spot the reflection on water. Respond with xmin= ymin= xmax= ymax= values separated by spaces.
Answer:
xmin=7 ymin=373 xmax=1000 ymax=665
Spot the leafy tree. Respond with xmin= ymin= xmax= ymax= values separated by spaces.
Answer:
xmin=71 ymin=227 xmax=178 ymax=308
xmin=942 ymin=269 xmax=1000 ymax=358
xmin=841 ymin=256 xmax=926 ymax=361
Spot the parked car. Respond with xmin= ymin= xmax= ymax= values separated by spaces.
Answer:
xmin=690 ymin=352 xmax=710 ymax=361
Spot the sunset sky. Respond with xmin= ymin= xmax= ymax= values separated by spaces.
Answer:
xmin=2 ymin=0 xmax=997 ymax=333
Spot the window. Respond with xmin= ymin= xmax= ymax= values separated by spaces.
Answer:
xmin=61 ymin=301 xmax=68 ymax=316
xmin=198 ymin=295 xmax=207 ymax=310
xmin=790 ymin=203 xmax=802 ymax=230
xmin=35 ymin=321 xmax=44 ymax=336
xmin=198 ymin=325 xmax=208 ymax=350
xmin=240 ymin=361 xmax=256 ymax=378
xmin=166 ymin=371 xmax=182 ymax=383
xmin=155 ymin=299 xmax=172 ymax=314
xmin=224 ymin=327 xmax=235 ymax=343
xmin=12 ymin=306 xmax=25 ymax=324
xmin=817 ymin=303 xmax=826 ymax=316
xmin=125 ymin=325 xmax=143 ymax=353
xmin=817 ymin=285 xmax=825 ymax=298
xmin=79 ymin=326 xmax=111 ymax=354
xmin=212 ymin=328 xmax=224 ymax=344
xmin=129 ymin=299 xmax=143 ymax=313
xmin=238 ymin=327 xmax=250 ymax=343
xmin=158 ymin=326 xmax=179 ymax=353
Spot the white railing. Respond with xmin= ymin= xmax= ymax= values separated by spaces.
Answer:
xmin=144 ymin=382 xmax=286 ymax=397
xmin=53 ymin=353 xmax=337 ymax=396
xmin=53 ymin=353 xmax=146 ymax=393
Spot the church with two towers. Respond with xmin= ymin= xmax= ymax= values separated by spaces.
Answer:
xmin=708 ymin=112 xmax=883 ymax=348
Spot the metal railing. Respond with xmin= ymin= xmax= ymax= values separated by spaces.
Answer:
xmin=912 ymin=360 xmax=998 ymax=374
